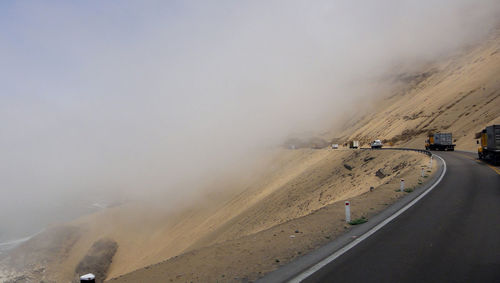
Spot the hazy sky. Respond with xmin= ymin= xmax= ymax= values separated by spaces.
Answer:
xmin=1 ymin=1 xmax=499 ymax=239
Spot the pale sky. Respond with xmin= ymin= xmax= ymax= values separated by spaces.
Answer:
xmin=1 ymin=0 xmax=499 ymax=240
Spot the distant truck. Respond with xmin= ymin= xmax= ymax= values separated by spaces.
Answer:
xmin=371 ymin=140 xmax=383 ymax=149
xmin=331 ymin=144 xmax=339 ymax=149
xmin=349 ymin=140 xmax=359 ymax=149
xmin=476 ymin=125 xmax=500 ymax=164
xmin=425 ymin=133 xmax=455 ymax=151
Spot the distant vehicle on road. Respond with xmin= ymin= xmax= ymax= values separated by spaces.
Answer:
xmin=476 ymin=124 xmax=500 ymax=164
xmin=425 ymin=133 xmax=455 ymax=151
xmin=332 ymin=144 xmax=339 ymax=149
xmin=371 ymin=140 xmax=383 ymax=149
xmin=349 ymin=140 xmax=359 ymax=149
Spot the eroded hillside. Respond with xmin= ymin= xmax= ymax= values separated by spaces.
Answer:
xmin=1 ymin=148 xmax=431 ymax=283
xmin=2 ymin=26 xmax=500 ymax=283
xmin=338 ymin=30 xmax=500 ymax=150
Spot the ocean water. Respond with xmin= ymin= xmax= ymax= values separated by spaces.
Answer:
xmin=0 ymin=235 xmax=34 ymax=256
xmin=0 ymin=193 xmax=108 ymax=254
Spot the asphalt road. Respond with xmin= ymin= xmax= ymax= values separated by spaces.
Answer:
xmin=303 ymin=151 xmax=500 ymax=283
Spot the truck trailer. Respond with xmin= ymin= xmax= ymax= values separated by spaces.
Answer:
xmin=425 ymin=133 xmax=455 ymax=151
xmin=349 ymin=140 xmax=359 ymax=149
xmin=476 ymin=124 xmax=500 ymax=164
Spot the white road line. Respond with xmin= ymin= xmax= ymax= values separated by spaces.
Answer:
xmin=289 ymin=154 xmax=447 ymax=283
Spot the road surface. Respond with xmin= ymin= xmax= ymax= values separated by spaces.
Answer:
xmin=301 ymin=151 xmax=500 ymax=282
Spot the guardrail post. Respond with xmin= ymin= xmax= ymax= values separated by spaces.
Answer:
xmin=400 ymin=179 xmax=405 ymax=192
xmin=345 ymin=201 xmax=351 ymax=223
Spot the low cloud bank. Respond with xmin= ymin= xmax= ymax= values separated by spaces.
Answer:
xmin=0 ymin=0 xmax=499 ymax=239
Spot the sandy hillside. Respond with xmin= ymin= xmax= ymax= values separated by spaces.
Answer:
xmin=2 ymin=25 xmax=500 ymax=283
xmin=108 ymin=149 xmax=434 ymax=283
xmin=107 ymin=28 xmax=499 ymax=281
xmin=335 ymin=29 xmax=500 ymax=150
xmin=1 ymin=148 xmax=432 ymax=283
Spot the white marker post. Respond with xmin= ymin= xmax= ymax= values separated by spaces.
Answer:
xmin=80 ymin=274 xmax=95 ymax=283
xmin=421 ymin=167 xmax=425 ymax=178
xmin=345 ymin=201 xmax=351 ymax=223
xmin=429 ymin=156 xmax=433 ymax=169
xmin=400 ymin=179 xmax=405 ymax=192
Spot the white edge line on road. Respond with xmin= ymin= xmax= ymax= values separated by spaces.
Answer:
xmin=289 ymin=154 xmax=447 ymax=283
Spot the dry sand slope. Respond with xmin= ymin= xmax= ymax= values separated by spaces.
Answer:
xmin=2 ymin=27 xmax=500 ymax=283
xmin=105 ymin=28 xmax=500 ymax=281
xmin=337 ymin=29 xmax=500 ymax=150
xmin=0 ymin=148 xmax=432 ymax=283
xmin=107 ymin=149 xmax=433 ymax=283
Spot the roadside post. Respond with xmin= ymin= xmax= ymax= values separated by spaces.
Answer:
xmin=429 ymin=156 xmax=433 ymax=169
xmin=421 ymin=167 xmax=425 ymax=177
xmin=80 ymin=274 xmax=95 ymax=283
xmin=345 ymin=201 xmax=351 ymax=223
xmin=400 ymin=179 xmax=405 ymax=192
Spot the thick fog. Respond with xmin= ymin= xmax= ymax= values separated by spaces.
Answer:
xmin=1 ymin=0 xmax=499 ymax=240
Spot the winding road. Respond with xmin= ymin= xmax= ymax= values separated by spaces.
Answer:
xmin=266 ymin=151 xmax=500 ymax=283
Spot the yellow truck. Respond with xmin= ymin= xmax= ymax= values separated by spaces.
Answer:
xmin=476 ymin=125 xmax=500 ymax=164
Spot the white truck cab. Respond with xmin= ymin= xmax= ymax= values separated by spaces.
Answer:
xmin=371 ymin=140 xmax=383 ymax=149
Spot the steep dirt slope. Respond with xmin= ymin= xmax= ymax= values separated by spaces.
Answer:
xmin=107 ymin=149 xmax=431 ymax=283
xmin=184 ymin=149 xmax=424 ymax=251
xmin=105 ymin=30 xmax=500 ymax=281
xmin=337 ymin=30 xmax=500 ymax=150
xmin=1 ymin=148 xmax=429 ymax=283
xmin=3 ymin=26 xmax=500 ymax=283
